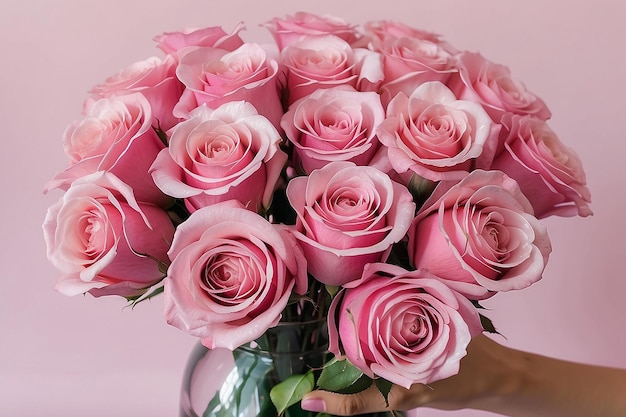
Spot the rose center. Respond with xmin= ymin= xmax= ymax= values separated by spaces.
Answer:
xmin=403 ymin=104 xmax=468 ymax=159
xmin=496 ymin=76 xmax=526 ymax=102
xmin=80 ymin=210 xmax=108 ymax=258
xmin=407 ymin=315 xmax=429 ymax=339
xmin=477 ymin=210 xmax=510 ymax=261
xmin=203 ymin=253 xmax=257 ymax=301
xmin=205 ymin=137 xmax=234 ymax=159
xmin=398 ymin=303 xmax=439 ymax=348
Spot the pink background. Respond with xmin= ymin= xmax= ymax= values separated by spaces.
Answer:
xmin=1 ymin=1 xmax=624 ymax=416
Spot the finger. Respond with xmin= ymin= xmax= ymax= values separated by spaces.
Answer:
xmin=301 ymin=385 xmax=389 ymax=416
xmin=301 ymin=383 xmax=433 ymax=416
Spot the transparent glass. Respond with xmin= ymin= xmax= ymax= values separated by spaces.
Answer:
xmin=179 ymin=319 xmax=398 ymax=417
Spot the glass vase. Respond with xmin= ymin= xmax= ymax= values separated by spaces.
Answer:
xmin=179 ymin=319 xmax=397 ymax=417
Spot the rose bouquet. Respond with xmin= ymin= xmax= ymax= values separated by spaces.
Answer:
xmin=43 ymin=11 xmax=591 ymax=416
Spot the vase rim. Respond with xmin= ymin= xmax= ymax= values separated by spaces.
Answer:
xmin=238 ymin=343 xmax=329 ymax=357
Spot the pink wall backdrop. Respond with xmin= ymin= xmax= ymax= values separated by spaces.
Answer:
xmin=1 ymin=1 xmax=624 ymax=416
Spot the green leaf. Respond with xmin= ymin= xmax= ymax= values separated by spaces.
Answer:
xmin=126 ymin=284 xmax=165 ymax=308
xmin=374 ymin=378 xmax=394 ymax=407
xmin=153 ymin=125 xmax=169 ymax=147
xmin=479 ymin=313 xmax=501 ymax=335
xmin=325 ymin=284 xmax=340 ymax=298
xmin=270 ymin=372 xmax=315 ymax=415
xmin=338 ymin=373 xmax=374 ymax=394
xmin=317 ymin=358 xmax=372 ymax=393
xmin=407 ymin=173 xmax=437 ymax=209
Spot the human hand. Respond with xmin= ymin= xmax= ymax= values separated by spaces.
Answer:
xmin=301 ymin=334 xmax=518 ymax=415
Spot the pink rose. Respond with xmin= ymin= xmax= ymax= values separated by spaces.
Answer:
xmin=45 ymin=93 xmax=171 ymax=207
xmin=89 ymin=55 xmax=184 ymax=130
xmin=150 ymin=101 xmax=287 ymax=213
xmin=173 ymin=43 xmax=283 ymax=127
xmin=280 ymin=86 xmax=385 ymax=174
xmin=408 ymin=170 xmax=552 ymax=300
xmin=43 ymin=171 xmax=175 ymax=298
xmin=449 ymin=52 xmax=551 ymax=122
xmin=328 ymin=263 xmax=482 ymax=388
xmin=153 ymin=23 xmax=245 ymax=55
xmin=263 ymin=12 xmax=359 ymax=50
xmin=377 ymin=81 xmax=497 ymax=182
xmin=280 ymin=35 xmax=383 ymax=104
xmin=286 ymin=161 xmax=415 ymax=286
xmin=163 ymin=200 xmax=308 ymax=350
xmin=361 ymin=20 xmax=456 ymax=53
xmin=489 ymin=114 xmax=592 ymax=218
xmin=377 ymin=36 xmax=458 ymax=105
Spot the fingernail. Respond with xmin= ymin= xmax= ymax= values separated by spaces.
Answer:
xmin=301 ymin=397 xmax=326 ymax=412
